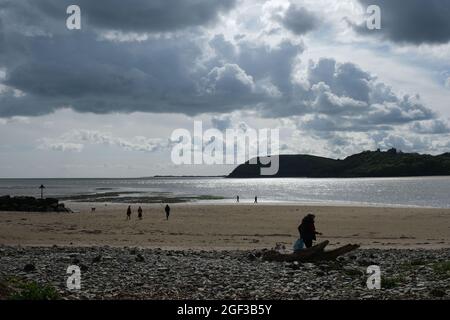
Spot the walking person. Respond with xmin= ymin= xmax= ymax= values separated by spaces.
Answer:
xmin=298 ymin=213 xmax=322 ymax=248
xmin=165 ymin=204 xmax=170 ymax=220
xmin=254 ymin=196 xmax=258 ymax=204
xmin=138 ymin=206 xmax=143 ymax=220
xmin=236 ymin=195 xmax=239 ymax=203
xmin=126 ymin=206 xmax=132 ymax=220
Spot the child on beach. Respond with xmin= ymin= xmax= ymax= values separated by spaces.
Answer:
xmin=138 ymin=206 xmax=143 ymax=220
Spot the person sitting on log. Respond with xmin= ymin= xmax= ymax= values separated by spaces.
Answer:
xmin=298 ymin=214 xmax=322 ymax=248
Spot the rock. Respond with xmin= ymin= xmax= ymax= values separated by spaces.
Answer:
xmin=357 ymin=259 xmax=376 ymax=266
xmin=287 ymin=263 xmax=300 ymax=270
xmin=92 ymin=255 xmax=102 ymax=263
xmin=342 ymin=266 xmax=362 ymax=276
xmin=80 ymin=264 xmax=89 ymax=272
xmin=23 ymin=263 xmax=36 ymax=272
xmin=0 ymin=195 xmax=11 ymax=201
xmin=247 ymin=253 xmax=257 ymax=261
xmin=0 ymin=195 xmax=70 ymax=212
xmin=429 ymin=288 xmax=446 ymax=298
xmin=135 ymin=254 xmax=145 ymax=262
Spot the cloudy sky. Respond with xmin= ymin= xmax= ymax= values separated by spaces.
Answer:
xmin=0 ymin=0 xmax=449 ymax=178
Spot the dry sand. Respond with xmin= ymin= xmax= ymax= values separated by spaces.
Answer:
xmin=0 ymin=202 xmax=449 ymax=250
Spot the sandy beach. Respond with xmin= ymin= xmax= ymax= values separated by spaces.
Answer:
xmin=1 ymin=203 xmax=449 ymax=300
xmin=1 ymin=203 xmax=449 ymax=250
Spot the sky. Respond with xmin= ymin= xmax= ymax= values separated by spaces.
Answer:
xmin=0 ymin=0 xmax=449 ymax=178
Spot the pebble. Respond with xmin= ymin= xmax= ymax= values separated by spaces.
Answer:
xmin=0 ymin=246 xmax=447 ymax=300
xmin=23 ymin=263 xmax=36 ymax=272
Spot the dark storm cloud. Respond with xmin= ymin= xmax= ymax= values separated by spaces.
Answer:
xmin=0 ymin=32 xmax=207 ymax=116
xmin=279 ymin=4 xmax=319 ymax=35
xmin=0 ymin=18 xmax=305 ymax=117
xmin=355 ymin=0 xmax=450 ymax=45
xmin=0 ymin=0 xmax=445 ymax=139
xmin=71 ymin=0 xmax=236 ymax=32
xmin=0 ymin=0 xmax=256 ymax=116
xmin=0 ymin=20 xmax=438 ymax=128
xmin=0 ymin=0 xmax=236 ymax=33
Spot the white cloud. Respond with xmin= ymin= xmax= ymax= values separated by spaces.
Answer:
xmin=411 ymin=119 xmax=450 ymax=134
xmin=39 ymin=130 xmax=171 ymax=153
xmin=39 ymin=142 xmax=84 ymax=152
xmin=203 ymin=63 xmax=255 ymax=95
xmin=0 ymin=116 xmax=30 ymax=125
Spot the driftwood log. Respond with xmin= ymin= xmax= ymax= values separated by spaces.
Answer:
xmin=262 ymin=241 xmax=360 ymax=262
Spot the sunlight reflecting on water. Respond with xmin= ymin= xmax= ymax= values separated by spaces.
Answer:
xmin=1 ymin=176 xmax=449 ymax=208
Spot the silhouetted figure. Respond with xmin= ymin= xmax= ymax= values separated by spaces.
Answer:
xmin=165 ymin=204 xmax=170 ymax=220
xmin=254 ymin=196 xmax=258 ymax=204
xmin=298 ymin=213 xmax=321 ymax=248
xmin=138 ymin=206 xmax=143 ymax=220
xmin=126 ymin=206 xmax=132 ymax=220
xmin=236 ymin=195 xmax=239 ymax=203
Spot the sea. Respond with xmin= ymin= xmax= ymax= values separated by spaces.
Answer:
xmin=0 ymin=176 xmax=449 ymax=208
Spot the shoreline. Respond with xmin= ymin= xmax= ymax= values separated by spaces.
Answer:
xmin=62 ymin=199 xmax=450 ymax=210
xmin=124 ymin=200 xmax=450 ymax=210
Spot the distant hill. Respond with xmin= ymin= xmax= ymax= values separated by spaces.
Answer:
xmin=227 ymin=149 xmax=450 ymax=178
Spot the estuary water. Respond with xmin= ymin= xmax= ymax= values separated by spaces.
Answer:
xmin=0 ymin=176 xmax=449 ymax=208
